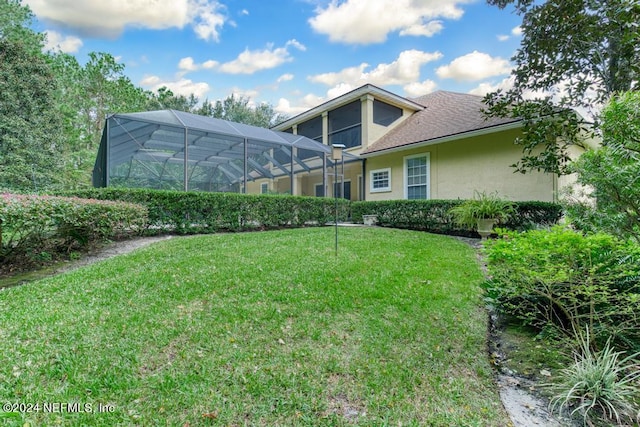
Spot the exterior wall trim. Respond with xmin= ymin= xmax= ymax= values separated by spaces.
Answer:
xmin=361 ymin=121 xmax=522 ymax=158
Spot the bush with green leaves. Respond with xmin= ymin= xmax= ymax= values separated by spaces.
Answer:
xmin=565 ymin=91 xmax=640 ymax=243
xmin=484 ymin=226 xmax=640 ymax=352
xmin=57 ymin=188 xmax=348 ymax=234
xmin=548 ymin=329 xmax=640 ymax=426
xmin=352 ymin=199 xmax=561 ymax=237
xmin=1 ymin=193 xmax=147 ymax=266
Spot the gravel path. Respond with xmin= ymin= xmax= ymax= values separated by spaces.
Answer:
xmin=53 ymin=235 xmax=174 ymax=274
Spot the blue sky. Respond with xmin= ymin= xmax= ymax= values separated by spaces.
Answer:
xmin=26 ymin=0 xmax=523 ymax=115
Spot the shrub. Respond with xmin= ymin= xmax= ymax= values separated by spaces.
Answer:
xmin=1 ymin=193 xmax=147 ymax=267
xmin=484 ymin=226 xmax=640 ymax=352
xmin=351 ymin=199 xmax=561 ymax=237
xmin=548 ymin=329 xmax=640 ymax=426
xmin=565 ymin=91 xmax=640 ymax=243
xmin=57 ymin=188 xmax=348 ymax=234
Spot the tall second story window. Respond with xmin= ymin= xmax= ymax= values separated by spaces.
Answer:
xmin=328 ymin=101 xmax=361 ymax=149
xmin=373 ymin=100 xmax=402 ymax=126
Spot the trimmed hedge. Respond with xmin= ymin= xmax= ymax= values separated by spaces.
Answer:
xmin=352 ymin=199 xmax=562 ymax=237
xmin=1 ymin=193 xmax=148 ymax=262
xmin=58 ymin=188 xmax=350 ymax=234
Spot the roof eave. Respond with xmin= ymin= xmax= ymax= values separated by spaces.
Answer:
xmin=360 ymin=120 xmax=523 ymax=158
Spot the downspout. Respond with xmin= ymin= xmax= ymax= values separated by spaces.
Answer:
xmin=362 ymin=158 xmax=366 ymax=201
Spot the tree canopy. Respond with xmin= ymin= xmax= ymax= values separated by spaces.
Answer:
xmin=484 ymin=0 xmax=640 ymax=174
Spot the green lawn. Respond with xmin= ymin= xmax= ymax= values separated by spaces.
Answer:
xmin=0 ymin=227 xmax=509 ymax=426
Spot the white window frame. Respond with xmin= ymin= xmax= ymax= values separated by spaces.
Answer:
xmin=369 ymin=168 xmax=391 ymax=193
xmin=403 ymin=153 xmax=430 ymax=200
xmin=260 ymin=182 xmax=269 ymax=194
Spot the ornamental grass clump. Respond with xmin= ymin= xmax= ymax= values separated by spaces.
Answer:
xmin=548 ymin=330 xmax=640 ymax=426
xmin=448 ymin=191 xmax=515 ymax=229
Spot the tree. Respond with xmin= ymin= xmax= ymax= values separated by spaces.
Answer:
xmin=0 ymin=0 xmax=43 ymax=51
xmin=146 ymin=87 xmax=199 ymax=112
xmin=198 ymin=94 xmax=287 ymax=128
xmin=484 ymin=0 xmax=640 ymax=174
xmin=49 ymin=52 xmax=152 ymax=188
xmin=0 ymin=38 xmax=65 ymax=191
xmin=565 ymin=91 xmax=640 ymax=242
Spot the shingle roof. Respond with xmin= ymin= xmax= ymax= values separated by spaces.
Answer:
xmin=362 ymin=90 xmax=520 ymax=155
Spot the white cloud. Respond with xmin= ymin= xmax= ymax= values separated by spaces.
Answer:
xmin=277 ymin=74 xmax=294 ymax=83
xmin=399 ymin=21 xmax=444 ymax=37
xmin=275 ymin=98 xmax=308 ymax=116
xmin=43 ymin=30 xmax=83 ymax=53
xmin=327 ymin=83 xmax=356 ymax=100
xmin=140 ymin=75 xmax=210 ymax=99
xmin=468 ymin=76 xmax=515 ymax=96
xmin=275 ymin=92 xmax=328 ymax=115
xmin=496 ymin=25 xmax=522 ymax=42
xmin=202 ymin=60 xmax=219 ymax=69
xmin=25 ymin=0 xmax=227 ymax=41
xmin=178 ymin=57 xmax=199 ymax=72
xmin=403 ymin=80 xmax=438 ymax=97
xmin=190 ymin=0 xmax=227 ymax=42
xmin=140 ymin=75 xmax=162 ymax=86
xmin=218 ymin=40 xmax=306 ymax=74
xmin=309 ymin=49 xmax=442 ymax=87
xmin=309 ymin=0 xmax=472 ymax=44
xmin=436 ymin=51 xmax=512 ymax=82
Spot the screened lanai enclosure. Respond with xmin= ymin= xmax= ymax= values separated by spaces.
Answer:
xmin=93 ymin=110 xmax=361 ymax=196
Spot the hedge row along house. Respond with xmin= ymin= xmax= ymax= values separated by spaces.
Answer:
xmin=93 ymin=84 xmax=591 ymax=201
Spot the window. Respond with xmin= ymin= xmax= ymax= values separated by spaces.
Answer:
xmin=260 ymin=182 xmax=269 ymax=194
xmin=370 ymin=168 xmax=391 ymax=192
xmin=373 ymin=100 xmax=402 ymax=126
xmin=404 ymin=153 xmax=430 ymax=200
xmin=328 ymin=101 xmax=362 ymax=149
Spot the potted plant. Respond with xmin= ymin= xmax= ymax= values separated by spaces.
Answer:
xmin=449 ymin=191 xmax=515 ymax=239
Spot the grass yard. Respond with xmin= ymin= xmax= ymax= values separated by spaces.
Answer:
xmin=0 ymin=227 xmax=508 ymax=426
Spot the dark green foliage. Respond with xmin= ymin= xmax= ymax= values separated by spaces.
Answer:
xmin=485 ymin=0 xmax=640 ymax=174
xmin=0 ymin=194 xmax=147 ymax=270
xmin=0 ymin=38 xmax=65 ymax=191
xmin=565 ymin=91 xmax=640 ymax=242
xmin=197 ymin=94 xmax=287 ymax=127
xmin=58 ymin=188 xmax=348 ymax=234
xmin=352 ymin=199 xmax=562 ymax=237
xmin=484 ymin=227 xmax=640 ymax=352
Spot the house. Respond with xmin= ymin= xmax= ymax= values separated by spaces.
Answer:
xmin=94 ymin=84 xmax=582 ymax=201
xmin=270 ymin=84 xmax=575 ymax=202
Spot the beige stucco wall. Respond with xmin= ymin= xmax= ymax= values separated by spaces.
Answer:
xmin=365 ymin=128 xmax=558 ymax=202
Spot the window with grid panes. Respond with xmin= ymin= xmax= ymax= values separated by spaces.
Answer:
xmin=404 ymin=154 xmax=429 ymax=199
